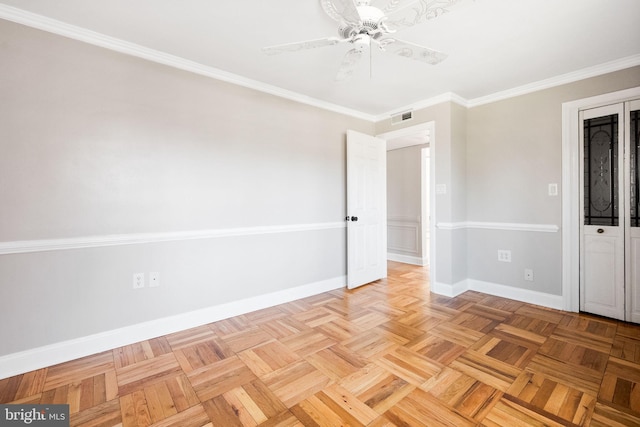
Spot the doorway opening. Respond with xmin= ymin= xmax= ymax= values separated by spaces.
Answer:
xmin=378 ymin=121 xmax=436 ymax=283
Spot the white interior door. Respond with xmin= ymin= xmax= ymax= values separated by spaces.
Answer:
xmin=580 ymin=104 xmax=625 ymax=320
xmin=346 ymin=130 xmax=387 ymax=289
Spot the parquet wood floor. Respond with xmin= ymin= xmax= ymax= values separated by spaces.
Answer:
xmin=2 ymin=261 xmax=640 ymax=426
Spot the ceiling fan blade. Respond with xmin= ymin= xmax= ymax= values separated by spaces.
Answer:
xmin=335 ymin=48 xmax=364 ymax=81
xmin=320 ymin=0 xmax=362 ymax=26
xmin=384 ymin=0 xmax=461 ymax=29
xmin=378 ymin=38 xmax=447 ymax=64
xmin=262 ymin=37 xmax=342 ymax=55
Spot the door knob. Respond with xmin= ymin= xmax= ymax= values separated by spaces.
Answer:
xmin=351 ymin=216 xmax=358 ymax=222
xmin=597 ymin=228 xmax=604 ymax=234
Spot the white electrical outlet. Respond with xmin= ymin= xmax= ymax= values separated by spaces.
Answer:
xmin=149 ymin=272 xmax=160 ymax=287
xmin=133 ymin=273 xmax=145 ymax=289
xmin=497 ymin=250 xmax=512 ymax=262
xmin=524 ymin=269 xmax=534 ymax=281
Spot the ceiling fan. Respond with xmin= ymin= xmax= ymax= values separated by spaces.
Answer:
xmin=262 ymin=0 xmax=461 ymax=81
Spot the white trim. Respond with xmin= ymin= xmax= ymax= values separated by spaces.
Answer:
xmin=467 ymin=55 xmax=640 ymax=108
xmin=436 ymin=221 xmax=559 ymax=233
xmin=0 ymin=275 xmax=345 ymax=380
xmin=561 ymin=86 xmax=640 ymax=313
xmin=421 ymin=147 xmax=431 ymax=271
xmin=387 ymin=252 xmax=424 ymax=266
xmin=0 ymin=222 xmax=346 ymax=255
xmin=431 ymin=278 xmax=563 ymax=310
xmin=375 ymin=56 xmax=640 ymax=118
xmin=431 ymin=280 xmax=468 ymax=298
xmin=377 ymin=121 xmax=434 ymax=147
xmin=0 ymin=5 xmax=375 ymax=122
xmin=436 ymin=222 xmax=468 ymax=230
xmin=2 ymin=4 xmax=639 ymax=122
xmin=468 ymin=280 xmax=564 ymax=310
xmin=375 ymin=92 xmax=468 ymax=122
xmin=387 ymin=216 xmax=420 ymax=256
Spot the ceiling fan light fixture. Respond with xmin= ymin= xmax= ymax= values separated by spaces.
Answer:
xmin=263 ymin=0 xmax=460 ymax=81
xmin=352 ymin=34 xmax=371 ymax=52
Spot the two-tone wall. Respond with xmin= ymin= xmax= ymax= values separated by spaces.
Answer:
xmin=0 ymin=20 xmax=373 ymax=377
xmin=377 ymin=66 xmax=640 ymax=306
xmin=2 ymin=15 xmax=640 ymax=380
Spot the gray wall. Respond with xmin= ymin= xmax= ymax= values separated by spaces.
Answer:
xmin=0 ymin=20 xmax=373 ymax=356
xmin=2 ymin=16 xmax=640 ymax=361
xmin=378 ymin=102 xmax=468 ymax=287
xmin=378 ymin=66 xmax=640 ymax=296
xmin=466 ymin=66 xmax=640 ymax=295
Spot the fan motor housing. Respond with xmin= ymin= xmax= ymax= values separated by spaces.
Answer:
xmin=339 ymin=5 xmax=386 ymax=39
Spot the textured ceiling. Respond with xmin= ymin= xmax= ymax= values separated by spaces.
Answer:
xmin=1 ymin=0 xmax=639 ymax=119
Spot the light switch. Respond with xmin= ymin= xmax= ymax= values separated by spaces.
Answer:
xmin=548 ymin=183 xmax=558 ymax=196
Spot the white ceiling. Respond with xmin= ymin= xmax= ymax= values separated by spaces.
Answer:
xmin=1 ymin=0 xmax=639 ymax=119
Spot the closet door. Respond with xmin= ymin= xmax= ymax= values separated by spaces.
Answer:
xmin=580 ymin=104 xmax=625 ymax=320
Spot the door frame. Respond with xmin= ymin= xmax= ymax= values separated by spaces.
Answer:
xmin=421 ymin=146 xmax=430 ymax=265
xmin=377 ymin=121 xmax=436 ymax=280
xmin=561 ymin=86 xmax=640 ymax=313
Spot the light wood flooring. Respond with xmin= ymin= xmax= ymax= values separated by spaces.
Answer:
xmin=1 ymin=261 xmax=640 ymax=426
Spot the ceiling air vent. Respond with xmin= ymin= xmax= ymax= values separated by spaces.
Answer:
xmin=391 ymin=110 xmax=413 ymax=125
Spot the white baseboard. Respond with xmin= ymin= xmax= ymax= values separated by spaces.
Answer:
xmin=0 ymin=276 xmax=345 ymax=380
xmin=431 ymin=279 xmax=563 ymax=310
xmin=387 ymin=252 xmax=424 ymax=266
xmin=468 ymin=279 xmax=564 ymax=310
xmin=431 ymin=280 xmax=469 ymax=297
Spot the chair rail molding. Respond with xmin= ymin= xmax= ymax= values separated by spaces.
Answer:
xmin=0 ymin=222 xmax=346 ymax=255
xmin=436 ymin=221 xmax=559 ymax=233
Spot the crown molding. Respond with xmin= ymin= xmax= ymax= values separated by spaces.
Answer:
xmin=466 ymin=54 xmax=640 ymax=108
xmin=377 ymin=54 xmax=640 ymax=118
xmin=374 ymin=92 xmax=469 ymax=122
xmin=413 ymin=92 xmax=470 ymax=110
xmin=2 ymin=4 xmax=638 ymax=123
xmin=0 ymin=5 xmax=376 ymax=122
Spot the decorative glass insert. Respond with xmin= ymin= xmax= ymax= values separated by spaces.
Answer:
xmin=632 ymin=109 xmax=639 ymax=227
xmin=584 ymin=114 xmax=619 ymax=226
